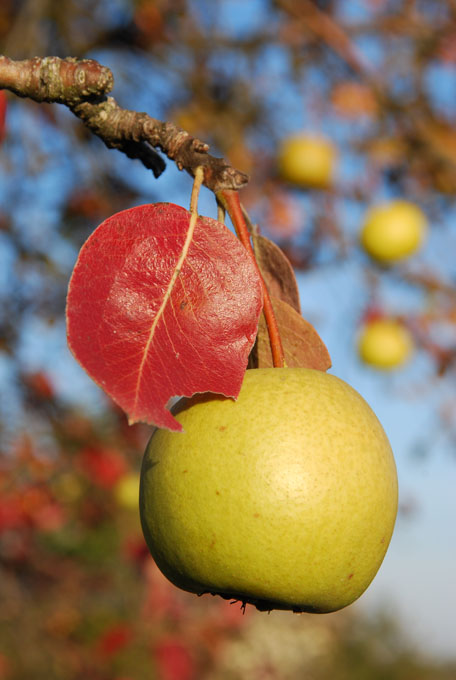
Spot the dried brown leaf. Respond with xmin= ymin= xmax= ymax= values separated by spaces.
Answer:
xmin=249 ymin=296 xmax=331 ymax=371
xmin=253 ymin=234 xmax=301 ymax=313
xmin=331 ymin=81 xmax=377 ymax=119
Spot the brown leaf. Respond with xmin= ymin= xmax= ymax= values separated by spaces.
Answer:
xmin=414 ymin=119 xmax=456 ymax=194
xmin=331 ymin=81 xmax=377 ymax=119
xmin=262 ymin=190 xmax=302 ymax=238
xmin=253 ymin=234 xmax=301 ymax=313
xmin=249 ymin=297 xmax=331 ymax=371
xmin=418 ymin=119 xmax=456 ymax=168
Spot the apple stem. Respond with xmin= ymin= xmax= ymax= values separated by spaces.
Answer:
xmin=190 ymin=166 xmax=205 ymax=214
xmin=240 ymin=203 xmax=259 ymax=236
xmin=217 ymin=202 xmax=226 ymax=225
xmin=217 ymin=189 xmax=286 ymax=368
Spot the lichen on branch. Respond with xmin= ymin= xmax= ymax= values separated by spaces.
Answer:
xmin=0 ymin=56 xmax=113 ymax=103
xmin=0 ymin=55 xmax=249 ymax=191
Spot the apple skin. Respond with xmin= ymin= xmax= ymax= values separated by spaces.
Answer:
xmin=139 ymin=368 xmax=398 ymax=613
xmin=278 ymin=134 xmax=336 ymax=189
xmin=358 ymin=319 xmax=413 ymax=370
xmin=360 ymin=200 xmax=427 ymax=263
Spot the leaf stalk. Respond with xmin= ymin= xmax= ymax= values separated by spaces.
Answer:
xmin=217 ymin=190 xmax=286 ymax=368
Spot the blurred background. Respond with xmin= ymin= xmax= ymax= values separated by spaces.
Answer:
xmin=1 ymin=0 xmax=456 ymax=678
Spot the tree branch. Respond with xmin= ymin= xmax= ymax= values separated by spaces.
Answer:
xmin=0 ymin=55 xmax=249 ymax=191
xmin=276 ymin=0 xmax=376 ymax=83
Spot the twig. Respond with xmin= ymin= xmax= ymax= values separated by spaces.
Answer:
xmin=217 ymin=189 xmax=286 ymax=368
xmin=276 ymin=0 xmax=377 ymax=83
xmin=0 ymin=55 xmax=249 ymax=191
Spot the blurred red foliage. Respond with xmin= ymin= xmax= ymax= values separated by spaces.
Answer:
xmin=154 ymin=636 xmax=195 ymax=680
xmin=96 ymin=623 xmax=133 ymax=658
xmin=79 ymin=446 xmax=128 ymax=488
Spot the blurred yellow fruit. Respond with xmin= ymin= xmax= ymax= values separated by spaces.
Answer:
xmin=358 ymin=319 xmax=414 ymax=370
xmin=114 ymin=472 xmax=140 ymax=511
xmin=360 ymin=200 xmax=427 ymax=263
xmin=140 ymin=367 xmax=397 ymax=613
xmin=277 ymin=134 xmax=336 ymax=189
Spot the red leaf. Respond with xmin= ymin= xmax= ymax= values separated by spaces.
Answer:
xmin=66 ymin=203 xmax=262 ymax=431
xmin=154 ymin=637 xmax=195 ymax=680
xmin=96 ymin=624 xmax=133 ymax=657
xmin=0 ymin=494 xmax=25 ymax=532
xmin=79 ymin=446 xmax=127 ymax=488
xmin=23 ymin=371 xmax=55 ymax=399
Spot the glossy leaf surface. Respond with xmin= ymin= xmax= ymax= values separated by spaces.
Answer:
xmin=67 ymin=203 xmax=263 ymax=431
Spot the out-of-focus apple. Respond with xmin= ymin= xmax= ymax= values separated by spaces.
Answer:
xmin=358 ymin=318 xmax=413 ymax=370
xmin=114 ymin=472 xmax=140 ymax=511
xmin=360 ymin=200 xmax=427 ymax=263
xmin=277 ymin=134 xmax=336 ymax=189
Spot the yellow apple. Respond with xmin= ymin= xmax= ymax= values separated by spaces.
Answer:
xmin=277 ymin=134 xmax=336 ymax=189
xmin=139 ymin=367 xmax=398 ymax=613
xmin=114 ymin=472 xmax=140 ymax=511
xmin=358 ymin=318 xmax=413 ymax=370
xmin=360 ymin=200 xmax=427 ymax=263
